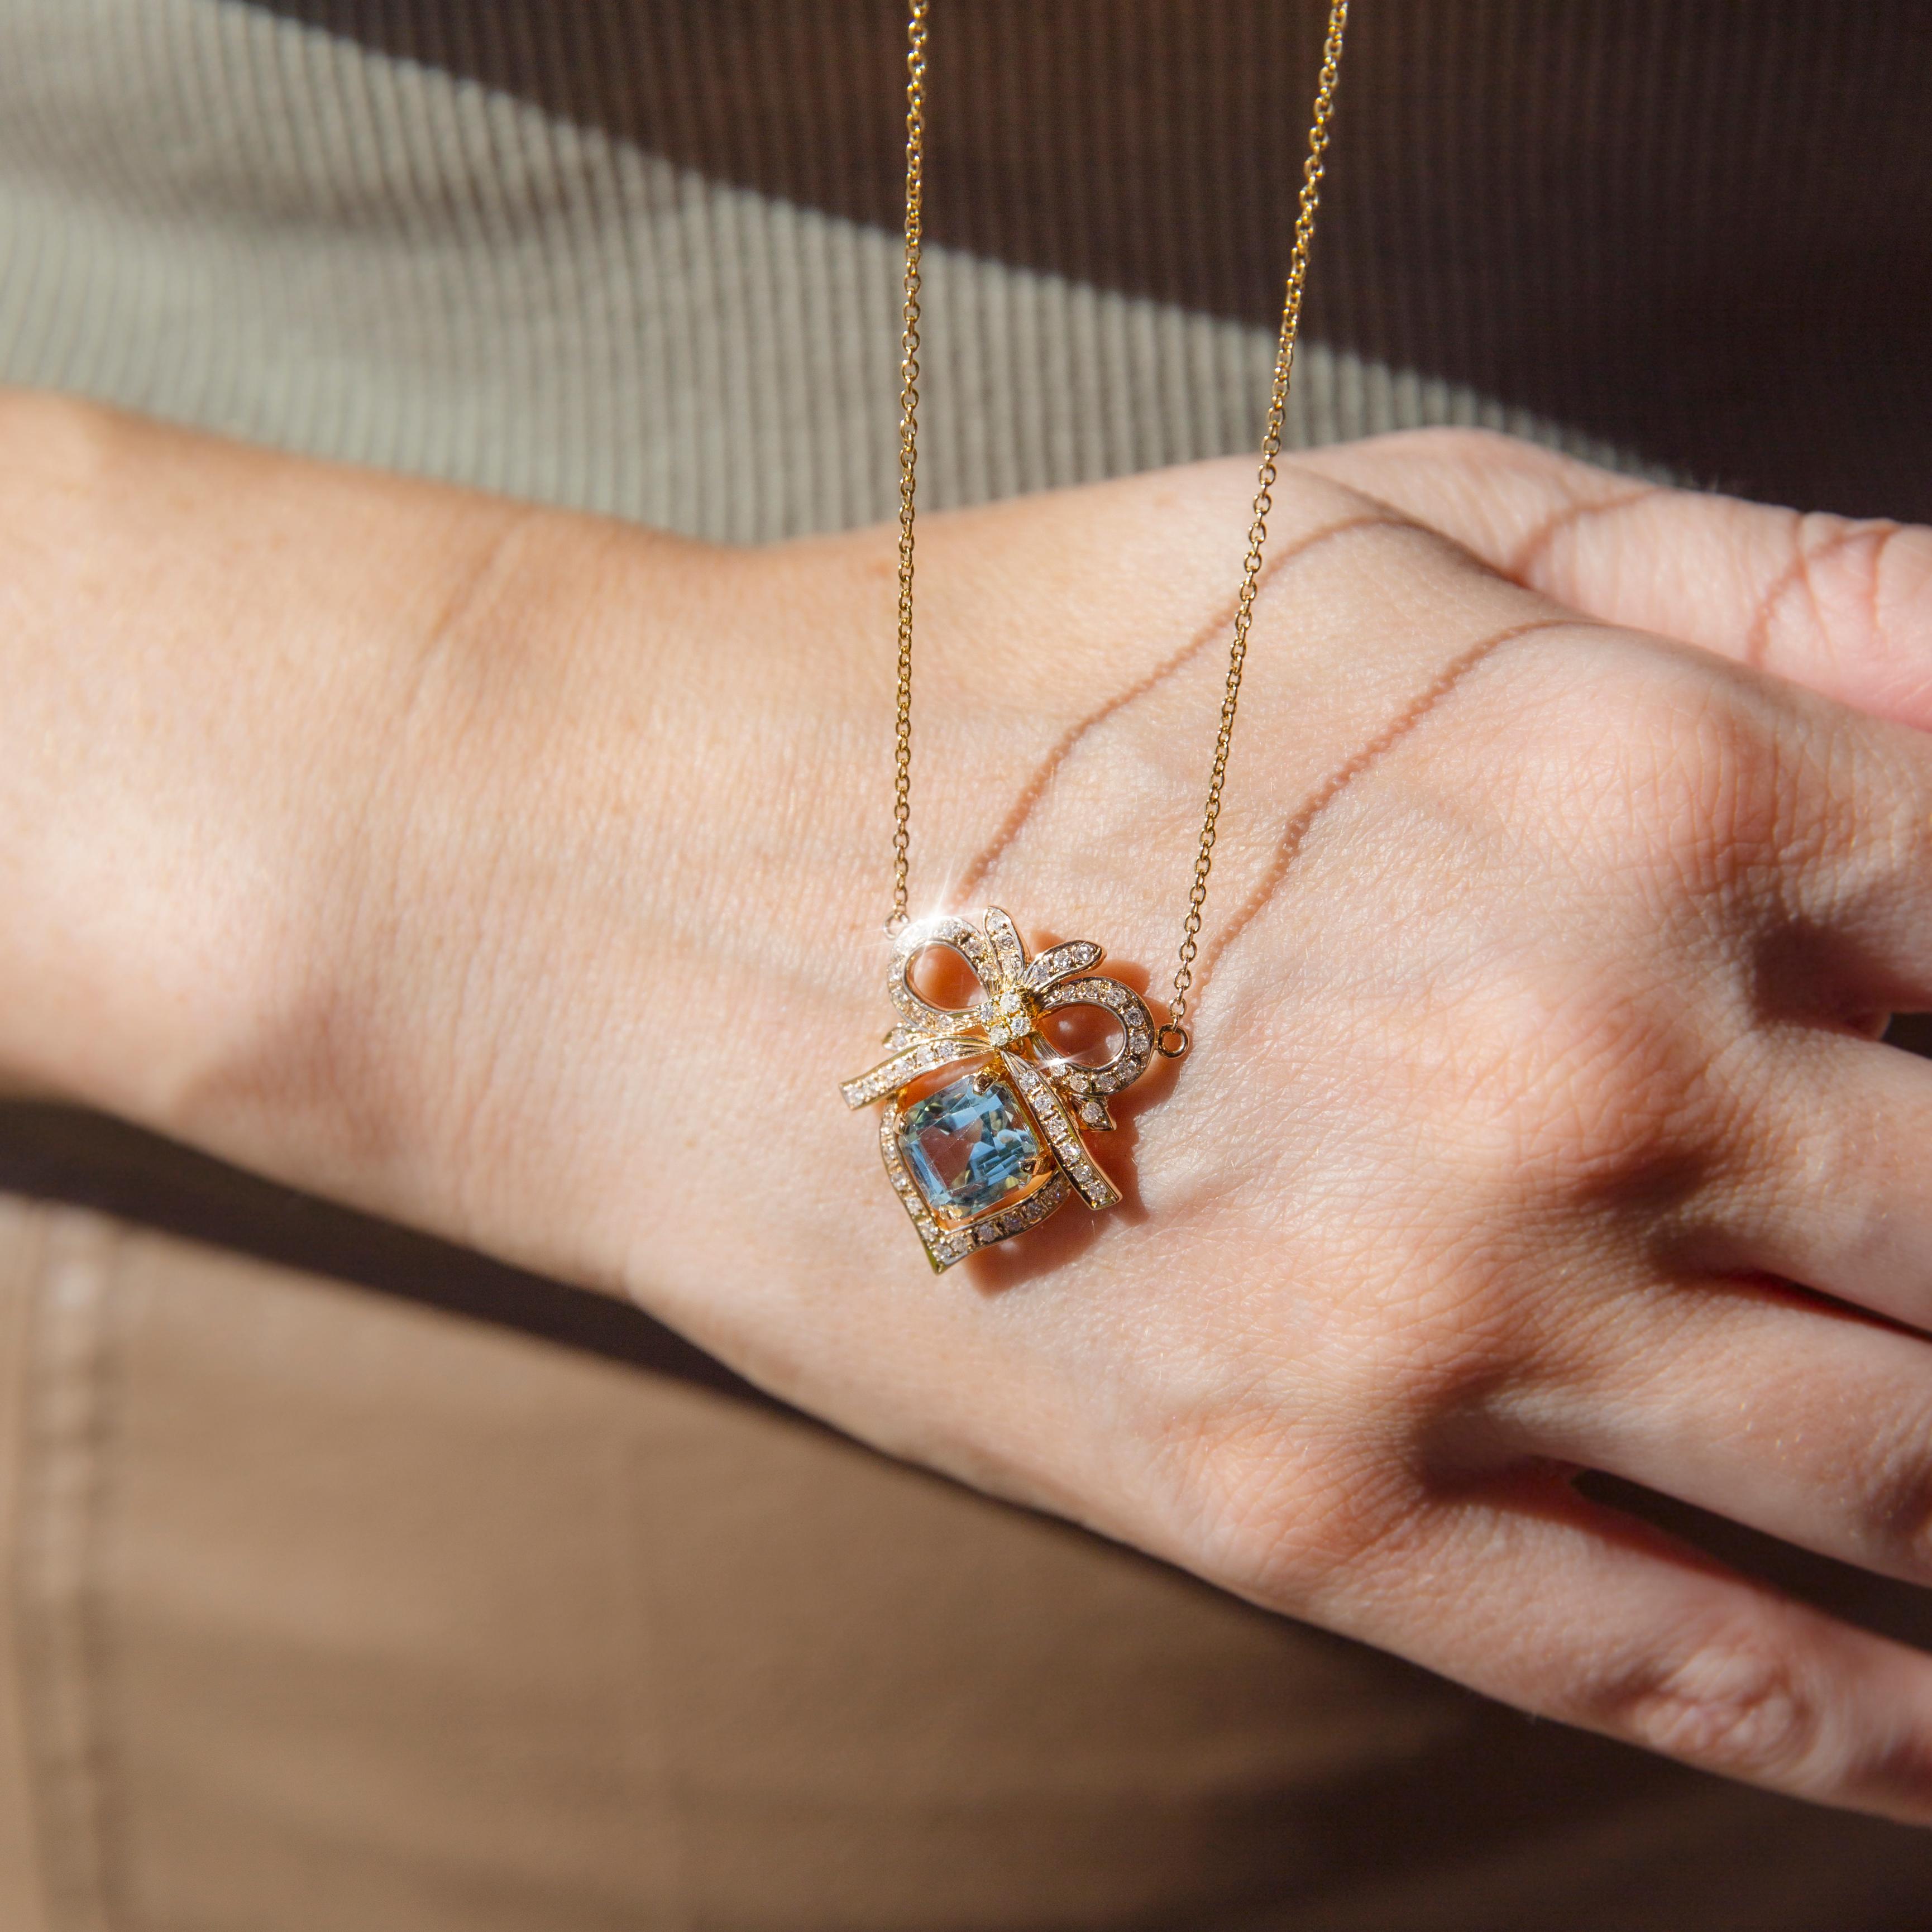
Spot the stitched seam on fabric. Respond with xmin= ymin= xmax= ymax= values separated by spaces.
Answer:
xmin=0 ymin=1201 xmax=56 ymax=1932
xmin=14 ymin=1210 xmax=123 ymax=1932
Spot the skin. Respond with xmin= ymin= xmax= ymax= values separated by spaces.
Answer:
xmin=5 ymin=389 xmax=1932 ymax=1818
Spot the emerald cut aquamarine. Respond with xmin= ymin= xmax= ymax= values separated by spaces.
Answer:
xmin=898 ymin=1068 xmax=1050 ymax=1223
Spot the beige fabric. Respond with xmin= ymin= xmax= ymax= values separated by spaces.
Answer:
xmin=6 ymin=1179 xmax=1932 ymax=1931
xmin=0 ymin=1204 xmax=49 ymax=1932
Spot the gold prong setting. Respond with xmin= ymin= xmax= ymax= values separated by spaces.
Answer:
xmin=997 ymin=1049 xmax=1121 ymax=1211
xmin=878 ymin=1093 xmax=1078 ymax=1274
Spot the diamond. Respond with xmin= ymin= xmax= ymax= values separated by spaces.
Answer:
xmin=897 ymin=1067 xmax=1051 ymax=1223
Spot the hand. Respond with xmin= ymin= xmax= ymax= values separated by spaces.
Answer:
xmin=7 ymin=397 xmax=1932 ymax=1819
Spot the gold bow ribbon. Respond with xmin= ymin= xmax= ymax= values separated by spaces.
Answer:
xmin=841 ymin=907 xmax=1157 ymax=1269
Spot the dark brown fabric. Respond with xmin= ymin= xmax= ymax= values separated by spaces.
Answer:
xmin=252 ymin=0 xmax=1932 ymax=520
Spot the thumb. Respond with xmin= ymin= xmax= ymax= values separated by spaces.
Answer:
xmin=1295 ymin=429 xmax=1932 ymax=730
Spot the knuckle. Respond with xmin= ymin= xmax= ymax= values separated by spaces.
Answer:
xmin=1458 ymin=969 xmax=1728 ymax=1210
xmin=1523 ymin=640 xmax=1827 ymax=897
xmin=1611 ymin=677 xmax=1800 ymax=882
xmin=1169 ymin=1403 xmax=1427 ymax=1606
xmin=1853 ymin=1428 xmax=1932 ymax=1580
xmin=1813 ymin=731 xmax=1932 ymax=903
xmin=1605 ymin=1632 xmax=1821 ymax=1780
xmin=1792 ymin=513 xmax=1932 ymax=677
xmin=1513 ymin=637 xmax=1896 ymax=982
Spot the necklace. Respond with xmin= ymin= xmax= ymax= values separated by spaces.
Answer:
xmin=843 ymin=0 xmax=1351 ymax=1272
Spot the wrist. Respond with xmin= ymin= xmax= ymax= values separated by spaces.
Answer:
xmin=0 ymin=394 xmax=738 ymax=1243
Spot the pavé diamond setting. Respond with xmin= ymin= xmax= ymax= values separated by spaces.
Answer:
xmin=841 ymin=907 xmax=1157 ymax=1270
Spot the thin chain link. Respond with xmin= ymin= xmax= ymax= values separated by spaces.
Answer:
xmin=887 ymin=0 xmax=1350 ymax=1044
xmin=1162 ymin=0 xmax=1348 ymax=1051
xmin=887 ymin=0 xmax=930 ymax=934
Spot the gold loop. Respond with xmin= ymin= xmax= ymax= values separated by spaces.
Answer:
xmin=1153 ymin=1022 xmax=1190 ymax=1060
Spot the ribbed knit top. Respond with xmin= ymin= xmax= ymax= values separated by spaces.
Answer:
xmin=0 ymin=1 xmax=1925 ymax=539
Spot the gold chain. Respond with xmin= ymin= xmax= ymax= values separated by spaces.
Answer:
xmin=888 ymin=0 xmax=930 ymax=932
xmin=1160 ymin=0 xmax=1348 ymax=1053
xmin=888 ymin=0 xmax=1351 ymax=1051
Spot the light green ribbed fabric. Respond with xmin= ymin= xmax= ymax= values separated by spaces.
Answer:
xmin=0 ymin=0 xmax=1647 ymax=539
xmin=0 ymin=1 xmax=1924 ymax=538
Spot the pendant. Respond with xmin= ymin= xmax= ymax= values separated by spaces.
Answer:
xmin=841 ymin=907 xmax=1158 ymax=1271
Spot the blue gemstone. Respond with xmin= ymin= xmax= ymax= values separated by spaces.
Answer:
xmin=898 ymin=1068 xmax=1049 ymax=1222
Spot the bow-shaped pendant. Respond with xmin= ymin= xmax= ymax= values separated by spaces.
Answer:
xmin=841 ymin=907 xmax=1157 ymax=1271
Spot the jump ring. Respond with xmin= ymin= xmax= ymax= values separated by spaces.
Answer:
xmin=1154 ymin=1022 xmax=1190 ymax=1059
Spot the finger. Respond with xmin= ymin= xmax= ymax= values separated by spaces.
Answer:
xmin=1725 ymin=1032 xmax=1932 ymax=1336
xmin=1293 ymin=429 xmax=1932 ymax=729
xmin=1505 ymin=1270 xmax=1932 ymax=1589
xmin=1348 ymin=1474 xmax=1932 ymax=1821
xmin=1761 ymin=704 xmax=1932 ymax=1029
